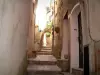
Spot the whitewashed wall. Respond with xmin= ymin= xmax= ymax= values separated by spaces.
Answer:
xmin=0 ymin=0 xmax=31 ymax=75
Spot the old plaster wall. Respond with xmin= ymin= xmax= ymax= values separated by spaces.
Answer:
xmin=53 ymin=0 xmax=79 ymax=59
xmin=89 ymin=0 xmax=100 ymax=73
xmin=0 ymin=0 xmax=31 ymax=75
xmin=76 ymin=0 xmax=100 ymax=73
xmin=79 ymin=0 xmax=94 ymax=72
xmin=69 ymin=0 xmax=94 ymax=72
xmin=88 ymin=0 xmax=100 ymax=41
xmin=61 ymin=19 xmax=69 ymax=59
xmin=62 ymin=0 xmax=68 ymax=18
xmin=27 ymin=1 xmax=35 ymax=51
xmin=84 ymin=0 xmax=100 ymax=73
xmin=34 ymin=26 xmax=41 ymax=51
xmin=74 ymin=0 xmax=100 ymax=73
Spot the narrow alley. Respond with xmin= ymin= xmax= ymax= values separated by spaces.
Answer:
xmin=27 ymin=0 xmax=71 ymax=75
xmin=0 ymin=0 xmax=100 ymax=75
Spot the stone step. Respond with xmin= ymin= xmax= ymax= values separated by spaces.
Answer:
xmin=27 ymin=64 xmax=61 ymax=72
xmin=41 ymin=48 xmax=51 ymax=50
xmin=42 ymin=46 xmax=51 ymax=48
xmin=42 ymin=47 xmax=52 ymax=50
xmin=27 ymin=72 xmax=73 ymax=75
xmin=72 ymin=68 xmax=83 ymax=75
xmin=37 ymin=51 xmax=52 ymax=55
xmin=27 ymin=55 xmax=61 ymax=75
xmin=28 ymin=59 xmax=57 ymax=65
xmin=41 ymin=49 xmax=52 ymax=52
xmin=28 ymin=55 xmax=57 ymax=65
xmin=28 ymin=72 xmax=63 ymax=75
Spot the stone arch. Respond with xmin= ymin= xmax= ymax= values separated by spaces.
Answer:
xmin=69 ymin=2 xmax=82 ymax=70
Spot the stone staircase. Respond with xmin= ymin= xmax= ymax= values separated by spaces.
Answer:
xmin=27 ymin=55 xmax=63 ymax=75
xmin=37 ymin=47 xmax=52 ymax=55
xmin=42 ymin=46 xmax=52 ymax=50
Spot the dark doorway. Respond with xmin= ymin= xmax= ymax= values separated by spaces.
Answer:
xmin=78 ymin=12 xmax=83 ymax=68
xmin=84 ymin=45 xmax=89 ymax=75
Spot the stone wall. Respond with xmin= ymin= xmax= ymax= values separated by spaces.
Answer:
xmin=54 ymin=0 xmax=100 ymax=73
xmin=34 ymin=26 xmax=41 ymax=51
xmin=53 ymin=0 xmax=79 ymax=59
xmin=27 ymin=1 xmax=36 ymax=51
xmin=61 ymin=19 xmax=69 ymax=59
xmin=53 ymin=0 xmax=63 ymax=58
xmin=0 ymin=0 xmax=31 ymax=75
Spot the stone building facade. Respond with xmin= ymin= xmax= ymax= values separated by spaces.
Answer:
xmin=53 ymin=0 xmax=64 ymax=59
xmin=53 ymin=0 xmax=100 ymax=74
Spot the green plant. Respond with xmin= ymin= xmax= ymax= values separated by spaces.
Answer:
xmin=46 ymin=21 xmax=53 ymax=30
xmin=46 ymin=32 xmax=51 ymax=37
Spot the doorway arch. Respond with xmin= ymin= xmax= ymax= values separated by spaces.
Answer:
xmin=69 ymin=2 xmax=83 ymax=70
